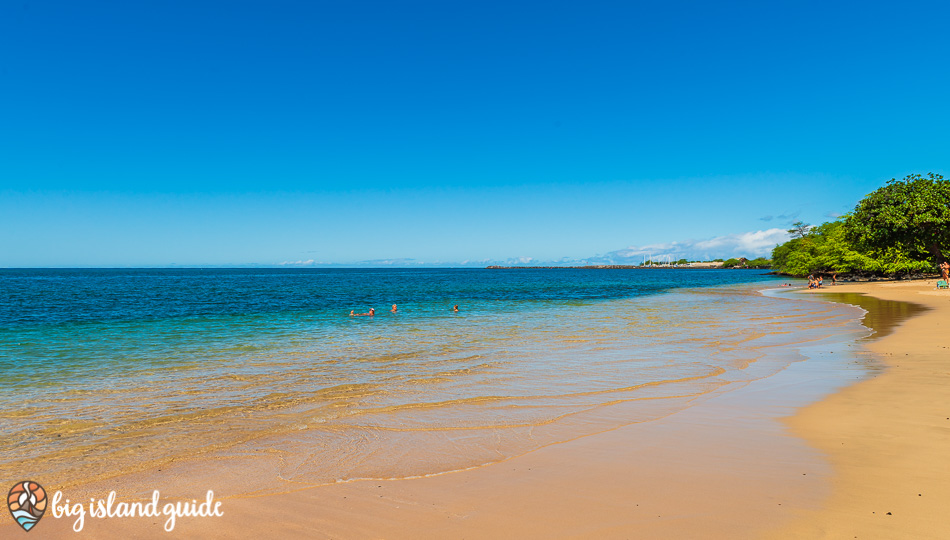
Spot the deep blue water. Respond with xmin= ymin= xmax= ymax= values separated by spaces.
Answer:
xmin=0 ymin=268 xmax=780 ymax=327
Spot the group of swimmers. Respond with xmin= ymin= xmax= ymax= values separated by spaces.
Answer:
xmin=350 ymin=304 xmax=459 ymax=317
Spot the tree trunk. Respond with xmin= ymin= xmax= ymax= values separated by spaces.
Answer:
xmin=931 ymin=242 xmax=944 ymax=264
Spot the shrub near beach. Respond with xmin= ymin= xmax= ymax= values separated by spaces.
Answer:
xmin=771 ymin=173 xmax=950 ymax=277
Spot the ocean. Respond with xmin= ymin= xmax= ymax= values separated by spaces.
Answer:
xmin=0 ymin=268 xmax=869 ymax=496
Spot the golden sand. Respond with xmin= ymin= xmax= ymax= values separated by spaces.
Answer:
xmin=770 ymin=280 xmax=950 ymax=539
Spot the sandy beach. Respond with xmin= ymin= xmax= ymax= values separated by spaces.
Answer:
xmin=771 ymin=279 xmax=950 ymax=539
xmin=5 ymin=278 xmax=948 ymax=539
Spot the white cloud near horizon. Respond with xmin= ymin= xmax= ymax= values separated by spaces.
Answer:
xmin=590 ymin=228 xmax=791 ymax=263
xmin=278 ymin=228 xmax=791 ymax=267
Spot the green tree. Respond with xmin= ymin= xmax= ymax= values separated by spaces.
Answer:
xmin=771 ymin=218 xmax=933 ymax=276
xmin=845 ymin=173 xmax=950 ymax=264
xmin=813 ymin=221 xmax=872 ymax=273
xmin=722 ymin=258 xmax=741 ymax=268
xmin=783 ymin=250 xmax=817 ymax=276
xmin=787 ymin=221 xmax=811 ymax=239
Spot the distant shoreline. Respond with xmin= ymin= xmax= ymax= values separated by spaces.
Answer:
xmin=485 ymin=265 xmax=760 ymax=270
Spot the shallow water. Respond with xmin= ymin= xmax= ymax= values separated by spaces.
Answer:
xmin=808 ymin=291 xmax=929 ymax=339
xmin=0 ymin=269 xmax=870 ymax=494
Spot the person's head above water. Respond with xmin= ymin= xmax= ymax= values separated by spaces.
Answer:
xmin=391 ymin=304 xmax=397 ymax=312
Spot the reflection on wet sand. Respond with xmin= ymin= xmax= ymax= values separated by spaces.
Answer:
xmin=815 ymin=292 xmax=929 ymax=339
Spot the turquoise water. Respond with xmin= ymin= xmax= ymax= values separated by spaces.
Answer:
xmin=0 ymin=268 xmax=866 ymax=494
xmin=0 ymin=268 xmax=782 ymax=388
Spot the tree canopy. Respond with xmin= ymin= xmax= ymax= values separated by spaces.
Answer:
xmin=771 ymin=173 xmax=947 ymax=276
xmin=844 ymin=173 xmax=950 ymax=264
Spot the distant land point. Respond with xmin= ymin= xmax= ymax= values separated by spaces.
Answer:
xmin=486 ymin=263 xmax=738 ymax=270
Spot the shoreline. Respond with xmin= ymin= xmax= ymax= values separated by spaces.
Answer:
xmin=769 ymin=279 xmax=950 ymax=538
xmin=3 ymin=279 xmax=944 ymax=537
xmin=484 ymin=265 xmax=757 ymax=269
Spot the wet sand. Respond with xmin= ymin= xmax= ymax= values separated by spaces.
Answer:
xmin=770 ymin=279 xmax=950 ymax=539
xmin=5 ymin=280 xmax=946 ymax=538
xmin=6 ymin=358 xmax=854 ymax=539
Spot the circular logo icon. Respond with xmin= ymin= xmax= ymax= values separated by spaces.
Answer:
xmin=8 ymin=481 xmax=47 ymax=532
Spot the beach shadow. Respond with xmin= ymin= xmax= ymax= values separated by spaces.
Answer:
xmin=819 ymin=292 xmax=929 ymax=339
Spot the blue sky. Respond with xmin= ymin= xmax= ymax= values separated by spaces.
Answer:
xmin=2 ymin=1 xmax=948 ymax=267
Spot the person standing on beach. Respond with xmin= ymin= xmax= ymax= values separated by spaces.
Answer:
xmin=832 ymin=273 xmax=837 ymax=285
xmin=941 ymin=261 xmax=950 ymax=282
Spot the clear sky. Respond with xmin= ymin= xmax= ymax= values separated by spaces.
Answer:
xmin=2 ymin=1 xmax=947 ymax=267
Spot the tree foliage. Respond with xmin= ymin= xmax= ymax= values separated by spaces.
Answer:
xmin=722 ymin=257 xmax=771 ymax=269
xmin=787 ymin=221 xmax=811 ymax=239
xmin=771 ymin=173 xmax=947 ymax=276
xmin=845 ymin=173 xmax=950 ymax=264
xmin=772 ymin=221 xmax=932 ymax=276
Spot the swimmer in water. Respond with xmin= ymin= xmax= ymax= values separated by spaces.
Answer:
xmin=350 ymin=310 xmax=355 ymax=316
xmin=453 ymin=304 xmax=459 ymax=312
xmin=391 ymin=304 xmax=397 ymax=313
xmin=354 ymin=308 xmax=375 ymax=317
